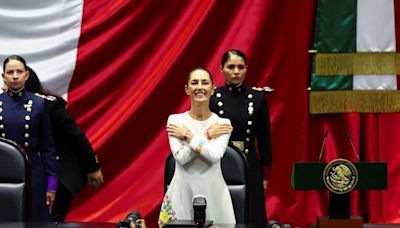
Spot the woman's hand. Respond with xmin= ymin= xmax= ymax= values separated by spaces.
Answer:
xmin=167 ymin=123 xmax=192 ymax=141
xmin=205 ymin=123 xmax=233 ymax=140
xmin=46 ymin=191 xmax=56 ymax=213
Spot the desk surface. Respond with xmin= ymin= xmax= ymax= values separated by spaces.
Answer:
xmin=0 ymin=222 xmax=116 ymax=228
xmin=0 ymin=222 xmax=399 ymax=228
xmin=309 ymin=224 xmax=400 ymax=228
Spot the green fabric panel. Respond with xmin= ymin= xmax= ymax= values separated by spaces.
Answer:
xmin=310 ymin=0 xmax=357 ymax=90
xmin=292 ymin=162 xmax=387 ymax=190
xmin=310 ymin=56 xmax=352 ymax=90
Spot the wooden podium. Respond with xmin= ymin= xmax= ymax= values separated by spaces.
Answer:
xmin=292 ymin=161 xmax=387 ymax=228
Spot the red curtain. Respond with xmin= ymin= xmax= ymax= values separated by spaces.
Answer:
xmin=65 ymin=0 xmax=400 ymax=227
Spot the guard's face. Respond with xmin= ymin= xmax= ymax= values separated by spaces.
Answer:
xmin=221 ymin=54 xmax=247 ymax=85
xmin=2 ymin=60 xmax=29 ymax=92
xmin=185 ymin=69 xmax=214 ymax=103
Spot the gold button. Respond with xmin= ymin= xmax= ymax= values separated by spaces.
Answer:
xmin=28 ymin=100 xmax=33 ymax=105
xmin=246 ymin=129 xmax=251 ymax=134
xmin=27 ymin=108 xmax=32 ymax=112
xmin=0 ymin=124 xmax=3 ymax=129
xmin=1 ymin=133 xmax=5 ymax=137
xmin=24 ymin=133 xmax=29 ymax=138
xmin=0 ymin=101 xmax=2 ymax=106
xmin=0 ymin=116 xmax=2 ymax=120
xmin=245 ymin=138 xmax=250 ymax=142
xmin=247 ymin=121 xmax=252 ymax=126
xmin=248 ymin=102 xmax=253 ymax=107
xmin=219 ymin=110 xmax=224 ymax=115
xmin=25 ymin=115 xmax=30 ymax=121
xmin=0 ymin=108 xmax=2 ymax=113
xmin=25 ymin=124 xmax=29 ymax=130
xmin=245 ymin=149 xmax=249 ymax=154
xmin=24 ymin=142 xmax=29 ymax=147
xmin=248 ymin=94 xmax=253 ymax=99
xmin=229 ymin=87 xmax=232 ymax=91
xmin=56 ymin=156 xmax=60 ymax=161
xmin=218 ymin=101 xmax=223 ymax=107
xmin=216 ymin=93 xmax=221 ymax=98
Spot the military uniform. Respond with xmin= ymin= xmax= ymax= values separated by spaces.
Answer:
xmin=210 ymin=84 xmax=271 ymax=225
xmin=0 ymin=89 xmax=57 ymax=222
xmin=41 ymin=97 xmax=99 ymax=222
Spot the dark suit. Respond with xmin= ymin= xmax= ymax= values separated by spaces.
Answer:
xmin=43 ymin=97 xmax=99 ymax=222
xmin=210 ymin=84 xmax=271 ymax=225
xmin=0 ymin=89 xmax=57 ymax=222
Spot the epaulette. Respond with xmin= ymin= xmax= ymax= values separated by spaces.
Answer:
xmin=252 ymin=86 xmax=274 ymax=93
xmin=34 ymin=93 xmax=57 ymax=102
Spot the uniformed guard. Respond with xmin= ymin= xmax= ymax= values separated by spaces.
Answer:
xmin=210 ymin=50 xmax=272 ymax=225
xmin=0 ymin=55 xmax=57 ymax=222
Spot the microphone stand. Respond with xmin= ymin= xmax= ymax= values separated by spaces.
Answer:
xmin=346 ymin=131 xmax=361 ymax=162
xmin=318 ymin=131 xmax=329 ymax=162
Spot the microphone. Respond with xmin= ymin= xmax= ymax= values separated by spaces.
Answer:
xmin=345 ymin=131 xmax=361 ymax=162
xmin=318 ymin=131 xmax=329 ymax=162
xmin=193 ymin=195 xmax=206 ymax=227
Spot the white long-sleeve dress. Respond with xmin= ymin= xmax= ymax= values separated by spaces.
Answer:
xmin=159 ymin=111 xmax=236 ymax=225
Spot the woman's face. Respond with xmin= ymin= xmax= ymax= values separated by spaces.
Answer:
xmin=185 ymin=69 xmax=214 ymax=103
xmin=2 ymin=59 xmax=29 ymax=92
xmin=221 ymin=54 xmax=247 ymax=85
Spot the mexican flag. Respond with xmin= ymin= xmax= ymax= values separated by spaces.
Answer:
xmin=0 ymin=0 xmax=166 ymax=222
xmin=309 ymin=0 xmax=400 ymax=114
xmin=0 ymin=0 xmax=82 ymax=98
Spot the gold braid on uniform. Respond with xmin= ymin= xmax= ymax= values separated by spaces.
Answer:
xmin=34 ymin=93 xmax=57 ymax=102
xmin=252 ymin=86 xmax=274 ymax=93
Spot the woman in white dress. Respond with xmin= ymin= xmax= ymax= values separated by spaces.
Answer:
xmin=159 ymin=67 xmax=236 ymax=225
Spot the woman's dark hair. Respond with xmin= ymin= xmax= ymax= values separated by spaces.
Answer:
xmin=3 ymin=55 xmax=27 ymax=72
xmin=25 ymin=66 xmax=65 ymax=104
xmin=221 ymin=49 xmax=247 ymax=67
xmin=187 ymin=67 xmax=213 ymax=84
xmin=25 ymin=66 xmax=43 ymax=94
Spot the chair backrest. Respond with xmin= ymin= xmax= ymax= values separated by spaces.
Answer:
xmin=0 ymin=137 xmax=31 ymax=221
xmin=164 ymin=146 xmax=249 ymax=224
xmin=220 ymin=146 xmax=248 ymax=224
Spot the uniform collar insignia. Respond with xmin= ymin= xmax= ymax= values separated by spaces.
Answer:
xmin=8 ymin=88 xmax=25 ymax=97
xmin=225 ymin=83 xmax=244 ymax=93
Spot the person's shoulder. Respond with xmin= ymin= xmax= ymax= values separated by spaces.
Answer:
xmin=35 ymin=93 xmax=67 ymax=107
xmin=34 ymin=93 xmax=58 ymax=102
xmin=211 ymin=113 xmax=231 ymax=125
xmin=220 ymin=117 xmax=231 ymax=125
xmin=23 ymin=91 xmax=44 ymax=103
xmin=244 ymin=86 xmax=266 ymax=99
xmin=167 ymin=112 xmax=187 ymax=123
xmin=214 ymin=86 xmax=224 ymax=91
xmin=251 ymin=86 xmax=274 ymax=94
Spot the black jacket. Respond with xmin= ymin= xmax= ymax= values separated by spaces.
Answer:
xmin=210 ymin=84 xmax=272 ymax=166
xmin=47 ymin=98 xmax=99 ymax=194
